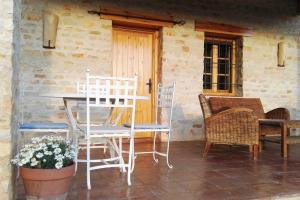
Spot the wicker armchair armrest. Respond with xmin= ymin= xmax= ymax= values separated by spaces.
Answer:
xmin=205 ymin=107 xmax=259 ymax=145
xmin=265 ymin=108 xmax=290 ymax=120
xmin=206 ymin=107 xmax=255 ymax=122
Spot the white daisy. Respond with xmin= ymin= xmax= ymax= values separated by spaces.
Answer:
xmin=55 ymin=162 xmax=63 ymax=169
xmin=36 ymin=152 xmax=44 ymax=158
xmin=54 ymin=148 xmax=62 ymax=154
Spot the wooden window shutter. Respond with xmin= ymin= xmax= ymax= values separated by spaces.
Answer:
xmin=98 ymin=7 xmax=175 ymax=28
xmin=195 ymin=21 xmax=253 ymax=37
xmin=235 ymin=37 xmax=243 ymax=96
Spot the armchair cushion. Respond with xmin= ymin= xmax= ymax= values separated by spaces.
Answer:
xmin=265 ymin=108 xmax=290 ymax=120
xmin=124 ymin=123 xmax=169 ymax=130
xmin=19 ymin=122 xmax=68 ymax=130
xmin=209 ymin=97 xmax=265 ymax=119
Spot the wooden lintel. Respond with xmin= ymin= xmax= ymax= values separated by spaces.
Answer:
xmin=99 ymin=6 xmax=174 ymax=28
xmin=195 ymin=21 xmax=253 ymax=37
xmin=101 ymin=14 xmax=174 ymax=28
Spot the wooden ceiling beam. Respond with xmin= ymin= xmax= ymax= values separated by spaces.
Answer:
xmin=297 ymin=0 xmax=300 ymax=15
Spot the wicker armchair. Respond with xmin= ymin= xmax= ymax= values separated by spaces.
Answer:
xmin=199 ymin=94 xmax=259 ymax=160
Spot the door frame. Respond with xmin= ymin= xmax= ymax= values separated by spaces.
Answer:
xmin=112 ymin=25 xmax=162 ymax=141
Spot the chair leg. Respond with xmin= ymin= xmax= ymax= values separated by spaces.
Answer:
xmin=103 ymin=139 xmax=107 ymax=154
xmin=152 ymin=131 xmax=158 ymax=163
xmin=74 ymin=133 xmax=79 ymax=173
xmin=86 ymin=138 xmax=91 ymax=190
xmin=166 ymin=131 xmax=173 ymax=169
xmin=253 ymin=144 xmax=258 ymax=160
xmin=127 ymin=138 xmax=134 ymax=186
xmin=119 ymin=137 xmax=126 ymax=173
xmin=203 ymin=141 xmax=211 ymax=157
xmin=130 ymin=139 xmax=136 ymax=173
xmin=66 ymin=130 xmax=69 ymax=139
xmin=75 ymin=147 xmax=78 ymax=173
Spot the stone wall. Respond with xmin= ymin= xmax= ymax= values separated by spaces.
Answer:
xmin=21 ymin=0 xmax=112 ymax=123
xmin=161 ymin=22 xmax=204 ymax=141
xmin=0 ymin=0 xmax=21 ymax=199
xmin=19 ymin=0 xmax=300 ymax=142
xmin=11 ymin=0 xmax=22 ymax=199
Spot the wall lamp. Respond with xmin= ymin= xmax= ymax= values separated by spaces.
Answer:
xmin=277 ymin=42 xmax=286 ymax=67
xmin=43 ymin=10 xmax=59 ymax=49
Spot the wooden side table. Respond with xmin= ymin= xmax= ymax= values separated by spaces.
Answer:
xmin=258 ymin=119 xmax=287 ymax=157
xmin=259 ymin=119 xmax=300 ymax=158
xmin=284 ymin=120 xmax=300 ymax=157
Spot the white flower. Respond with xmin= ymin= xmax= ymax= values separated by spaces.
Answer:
xmin=21 ymin=158 xmax=29 ymax=165
xmin=30 ymin=161 xmax=38 ymax=167
xmin=32 ymin=137 xmax=42 ymax=144
xmin=36 ymin=152 xmax=44 ymax=158
xmin=44 ymin=151 xmax=53 ymax=156
xmin=54 ymin=148 xmax=62 ymax=154
xmin=55 ymin=154 xmax=64 ymax=161
xmin=47 ymin=142 xmax=53 ymax=146
xmin=11 ymin=136 xmax=74 ymax=169
xmin=11 ymin=158 xmax=18 ymax=165
xmin=30 ymin=158 xmax=38 ymax=167
xmin=55 ymin=162 xmax=63 ymax=169
xmin=64 ymin=152 xmax=71 ymax=159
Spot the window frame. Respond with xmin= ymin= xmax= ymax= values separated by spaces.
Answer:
xmin=203 ymin=36 xmax=237 ymax=96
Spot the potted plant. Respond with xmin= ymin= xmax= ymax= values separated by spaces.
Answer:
xmin=12 ymin=136 xmax=76 ymax=200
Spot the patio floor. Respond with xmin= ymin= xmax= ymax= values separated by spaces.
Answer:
xmin=17 ymin=141 xmax=300 ymax=200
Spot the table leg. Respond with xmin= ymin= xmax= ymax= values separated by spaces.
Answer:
xmin=63 ymin=99 xmax=77 ymax=131
xmin=107 ymin=138 xmax=125 ymax=168
xmin=259 ymin=124 xmax=263 ymax=152
xmin=281 ymin=122 xmax=288 ymax=158
xmin=105 ymin=107 xmax=126 ymax=158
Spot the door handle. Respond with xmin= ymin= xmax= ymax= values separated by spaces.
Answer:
xmin=146 ymin=78 xmax=152 ymax=94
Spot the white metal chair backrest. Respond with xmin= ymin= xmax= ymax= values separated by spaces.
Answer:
xmin=86 ymin=70 xmax=138 ymax=136
xmin=156 ymin=83 xmax=176 ymax=126
xmin=86 ymin=73 xmax=138 ymax=108
xmin=76 ymin=81 xmax=110 ymax=126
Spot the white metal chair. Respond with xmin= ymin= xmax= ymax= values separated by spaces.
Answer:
xmin=74 ymin=81 xmax=118 ymax=171
xmin=84 ymin=71 xmax=138 ymax=189
xmin=18 ymin=81 xmax=69 ymax=142
xmin=125 ymin=82 xmax=176 ymax=169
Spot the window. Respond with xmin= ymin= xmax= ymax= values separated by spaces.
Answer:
xmin=203 ymin=36 xmax=238 ymax=95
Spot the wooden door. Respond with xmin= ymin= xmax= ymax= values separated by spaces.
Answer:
xmin=112 ymin=26 xmax=158 ymax=138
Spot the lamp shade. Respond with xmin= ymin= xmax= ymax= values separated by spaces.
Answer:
xmin=277 ymin=42 xmax=285 ymax=67
xmin=43 ymin=10 xmax=59 ymax=49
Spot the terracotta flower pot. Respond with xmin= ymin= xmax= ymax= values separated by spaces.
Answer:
xmin=20 ymin=164 xmax=75 ymax=200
